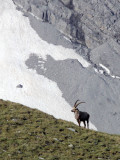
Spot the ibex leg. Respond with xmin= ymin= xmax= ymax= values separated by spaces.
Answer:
xmin=77 ymin=119 xmax=81 ymax=127
xmin=87 ymin=120 xmax=89 ymax=129
xmin=83 ymin=121 xmax=86 ymax=128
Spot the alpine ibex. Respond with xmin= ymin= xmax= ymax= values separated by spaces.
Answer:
xmin=71 ymin=100 xmax=90 ymax=128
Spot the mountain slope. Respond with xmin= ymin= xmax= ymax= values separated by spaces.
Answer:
xmin=0 ymin=100 xmax=120 ymax=160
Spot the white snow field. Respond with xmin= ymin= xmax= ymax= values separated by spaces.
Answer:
xmin=0 ymin=0 xmax=97 ymax=130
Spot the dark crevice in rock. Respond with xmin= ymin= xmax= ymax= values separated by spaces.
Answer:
xmin=69 ymin=13 xmax=85 ymax=44
xmin=42 ymin=10 xmax=49 ymax=22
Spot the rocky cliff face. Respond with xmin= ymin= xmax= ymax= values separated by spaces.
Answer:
xmin=13 ymin=0 xmax=120 ymax=78
xmin=13 ymin=0 xmax=120 ymax=49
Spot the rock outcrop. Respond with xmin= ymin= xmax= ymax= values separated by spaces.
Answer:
xmin=13 ymin=0 xmax=120 ymax=49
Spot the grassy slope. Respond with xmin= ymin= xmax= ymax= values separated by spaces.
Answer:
xmin=0 ymin=99 xmax=120 ymax=160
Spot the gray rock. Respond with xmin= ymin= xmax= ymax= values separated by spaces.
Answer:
xmin=53 ymin=138 xmax=59 ymax=141
xmin=68 ymin=144 xmax=73 ymax=148
xmin=16 ymin=84 xmax=23 ymax=88
xmin=60 ymin=0 xmax=71 ymax=6
xmin=67 ymin=128 xmax=76 ymax=132
xmin=90 ymin=39 xmax=120 ymax=77
xmin=13 ymin=0 xmax=120 ymax=49
xmin=39 ymin=157 xmax=44 ymax=160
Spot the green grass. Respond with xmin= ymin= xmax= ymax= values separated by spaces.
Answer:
xmin=0 ymin=99 xmax=120 ymax=160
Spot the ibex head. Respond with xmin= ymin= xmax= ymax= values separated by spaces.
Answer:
xmin=71 ymin=100 xmax=85 ymax=112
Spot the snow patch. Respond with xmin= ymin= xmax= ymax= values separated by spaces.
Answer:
xmin=99 ymin=64 xmax=120 ymax=79
xmin=94 ymin=63 xmax=120 ymax=80
xmin=63 ymin=36 xmax=71 ymax=42
xmin=99 ymin=64 xmax=110 ymax=75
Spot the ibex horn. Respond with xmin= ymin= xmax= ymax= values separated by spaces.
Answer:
xmin=76 ymin=102 xmax=85 ymax=108
xmin=74 ymin=100 xmax=85 ymax=108
xmin=74 ymin=100 xmax=80 ymax=108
